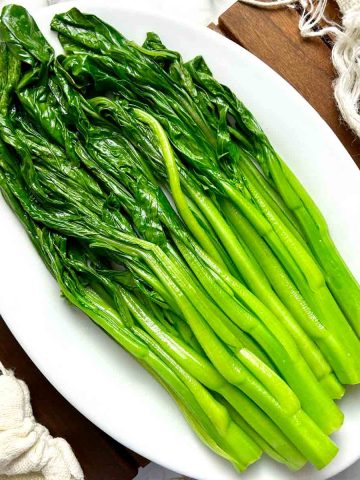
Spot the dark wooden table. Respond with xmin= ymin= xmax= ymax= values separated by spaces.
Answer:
xmin=1 ymin=2 xmax=359 ymax=479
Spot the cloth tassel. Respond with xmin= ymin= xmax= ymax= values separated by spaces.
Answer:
xmin=332 ymin=7 xmax=360 ymax=137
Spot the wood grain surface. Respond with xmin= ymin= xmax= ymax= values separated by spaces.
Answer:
xmin=218 ymin=2 xmax=360 ymax=166
xmin=1 ymin=3 xmax=359 ymax=479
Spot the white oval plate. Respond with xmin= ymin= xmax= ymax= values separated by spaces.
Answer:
xmin=1 ymin=2 xmax=360 ymax=479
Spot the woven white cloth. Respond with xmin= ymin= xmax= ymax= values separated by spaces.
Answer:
xmin=337 ymin=0 xmax=359 ymax=13
xmin=0 ymin=364 xmax=84 ymax=480
xmin=332 ymin=6 xmax=360 ymax=138
xmin=0 ymin=475 xmax=43 ymax=480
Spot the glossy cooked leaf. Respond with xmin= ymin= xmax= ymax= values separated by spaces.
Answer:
xmin=0 ymin=5 xmax=54 ymax=89
xmin=139 ymin=35 xmax=221 ymax=133
xmin=1 ymin=4 xmax=53 ymax=63
xmin=13 ymin=112 xmax=103 ymax=197
xmin=51 ymin=7 xmax=127 ymax=53
xmin=0 ymin=42 xmax=21 ymax=115
xmin=185 ymin=55 xmax=270 ymax=172
xmin=185 ymin=56 xmax=264 ymax=139
xmin=51 ymin=8 xmax=217 ymax=145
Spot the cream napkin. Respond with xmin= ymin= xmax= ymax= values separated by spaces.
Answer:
xmin=0 ymin=475 xmax=43 ymax=480
xmin=0 ymin=364 xmax=83 ymax=480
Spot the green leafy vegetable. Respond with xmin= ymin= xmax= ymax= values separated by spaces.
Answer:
xmin=1 ymin=5 xmax=359 ymax=474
